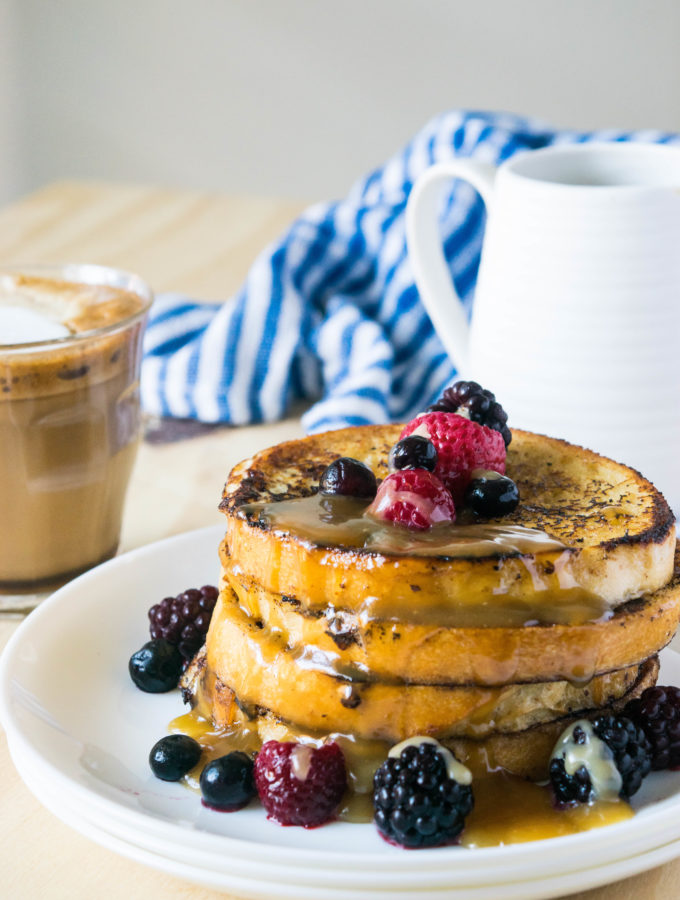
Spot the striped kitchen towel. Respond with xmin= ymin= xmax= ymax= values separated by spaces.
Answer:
xmin=141 ymin=110 xmax=677 ymax=434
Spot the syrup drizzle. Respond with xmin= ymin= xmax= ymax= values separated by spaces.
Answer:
xmin=210 ymin=496 xmax=634 ymax=840
xmin=169 ymin=708 xmax=633 ymax=841
xmin=238 ymin=493 xmax=610 ymax=628
xmin=242 ymin=494 xmax=567 ymax=558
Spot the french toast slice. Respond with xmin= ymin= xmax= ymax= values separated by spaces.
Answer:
xmin=447 ymin=656 xmax=659 ymax=780
xmin=221 ymin=426 xmax=675 ymax=622
xmin=224 ymin=546 xmax=680 ymax=686
xmin=201 ymin=584 xmax=648 ymax=742
xmin=182 ymin=648 xmax=658 ymax=781
xmin=200 ymin=424 xmax=676 ymax=785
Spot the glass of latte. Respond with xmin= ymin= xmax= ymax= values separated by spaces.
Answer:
xmin=0 ymin=264 xmax=153 ymax=594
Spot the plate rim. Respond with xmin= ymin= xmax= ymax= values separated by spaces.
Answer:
xmin=3 ymin=523 xmax=680 ymax=876
xmin=15 ymin=751 xmax=680 ymax=900
xmin=12 ymin=743 xmax=680 ymax=892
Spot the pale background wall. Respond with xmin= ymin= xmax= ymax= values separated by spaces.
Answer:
xmin=1 ymin=0 xmax=680 ymax=206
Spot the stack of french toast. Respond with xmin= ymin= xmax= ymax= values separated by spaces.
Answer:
xmin=183 ymin=419 xmax=680 ymax=781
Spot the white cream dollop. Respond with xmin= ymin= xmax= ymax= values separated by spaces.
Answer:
xmin=388 ymin=736 xmax=473 ymax=785
xmin=551 ymin=720 xmax=622 ymax=801
xmin=290 ymin=743 xmax=314 ymax=781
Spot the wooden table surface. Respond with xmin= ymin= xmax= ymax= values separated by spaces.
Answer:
xmin=0 ymin=180 xmax=677 ymax=899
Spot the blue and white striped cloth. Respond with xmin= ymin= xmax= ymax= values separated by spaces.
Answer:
xmin=141 ymin=110 xmax=678 ymax=434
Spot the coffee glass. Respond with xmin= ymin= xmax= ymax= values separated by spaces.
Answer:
xmin=0 ymin=264 xmax=153 ymax=593
xmin=406 ymin=143 xmax=680 ymax=513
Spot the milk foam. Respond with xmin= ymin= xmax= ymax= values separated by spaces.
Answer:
xmin=0 ymin=306 xmax=70 ymax=344
xmin=0 ymin=276 xmax=71 ymax=344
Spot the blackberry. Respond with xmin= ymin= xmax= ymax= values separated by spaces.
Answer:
xmin=388 ymin=436 xmax=438 ymax=473
xmin=550 ymin=717 xmax=651 ymax=804
xmin=149 ymin=585 xmax=218 ymax=661
xmin=428 ymin=381 xmax=511 ymax=447
xmin=319 ymin=457 xmax=377 ymax=499
xmin=464 ymin=471 xmax=519 ymax=517
xmin=625 ymin=685 xmax=680 ymax=770
xmin=373 ymin=739 xmax=473 ymax=848
xmin=149 ymin=734 xmax=202 ymax=781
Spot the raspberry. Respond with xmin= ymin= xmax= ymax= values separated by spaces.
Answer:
xmin=373 ymin=739 xmax=473 ymax=848
xmin=366 ymin=469 xmax=456 ymax=530
xmin=428 ymin=380 xmax=511 ymax=447
xmin=253 ymin=741 xmax=347 ymax=827
xmin=148 ymin=585 xmax=218 ymax=661
xmin=550 ymin=716 xmax=651 ymax=804
xmin=625 ymin=685 xmax=680 ymax=770
xmin=400 ymin=412 xmax=506 ymax=504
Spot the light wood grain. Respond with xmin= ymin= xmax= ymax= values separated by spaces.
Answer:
xmin=0 ymin=179 xmax=306 ymax=298
xmin=0 ymin=180 xmax=678 ymax=899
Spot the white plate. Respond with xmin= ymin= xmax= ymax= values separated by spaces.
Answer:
xmin=13 ymin=745 xmax=680 ymax=900
xmin=2 ymin=524 xmax=680 ymax=897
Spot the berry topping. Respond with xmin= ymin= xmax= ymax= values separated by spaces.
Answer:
xmin=149 ymin=734 xmax=202 ymax=782
xmin=366 ymin=469 xmax=456 ymax=531
xmin=149 ymin=585 xmax=218 ymax=661
xmin=624 ymin=685 xmax=680 ymax=770
xmin=128 ymin=638 xmax=184 ymax=693
xmin=550 ymin=716 xmax=651 ymax=804
xmin=400 ymin=412 xmax=506 ymax=504
xmin=428 ymin=380 xmax=511 ymax=447
xmin=464 ymin=470 xmax=520 ymax=518
xmin=389 ymin=435 xmax=438 ymax=473
xmin=200 ymin=751 xmax=256 ymax=811
xmin=373 ymin=737 xmax=473 ymax=848
xmin=319 ymin=457 xmax=377 ymax=499
xmin=253 ymin=740 xmax=347 ymax=827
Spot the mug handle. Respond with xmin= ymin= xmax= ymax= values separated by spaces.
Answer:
xmin=405 ymin=160 xmax=497 ymax=377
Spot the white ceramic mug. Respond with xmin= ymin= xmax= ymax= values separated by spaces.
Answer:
xmin=406 ymin=142 xmax=680 ymax=513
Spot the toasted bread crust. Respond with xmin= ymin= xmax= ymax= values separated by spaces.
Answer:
xmin=224 ymin=546 xmax=680 ymax=685
xmin=222 ymin=426 xmax=675 ymax=614
xmin=203 ymin=584 xmax=649 ymax=742
xmin=447 ymin=657 xmax=660 ymax=780
xmin=201 ymin=425 xmax=675 ymax=782
xmin=182 ymin=649 xmax=658 ymax=782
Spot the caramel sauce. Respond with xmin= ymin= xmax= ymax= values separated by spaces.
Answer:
xmin=203 ymin=494 xmax=636 ymax=841
xmin=353 ymin=584 xmax=610 ymax=630
xmin=169 ymin=708 xmax=633 ymax=843
xmin=462 ymin=773 xmax=632 ymax=847
xmin=169 ymin=711 xmax=261 ymax=792
xmin=238 ymin=494 xmax=610 ymax=628
xmin=242 ymin=494 xmax=567 ymax=558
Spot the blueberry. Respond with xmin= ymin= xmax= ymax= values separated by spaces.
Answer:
xmin=149 ymin=734 xmax=202 ymax=781
xmin=389 ymin=436 xmax=438 ymax=473
xmin=128 ymin=638 xmax=184 ymax=692
xmin=200 ymin=751 xmax=256 ymax=811
xmin=319 ymin=457 xmax=377 ymax=499
xmin=464 ymin=471 xmax=519 ymax=517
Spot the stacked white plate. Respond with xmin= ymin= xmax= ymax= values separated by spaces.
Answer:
xmin=3 ymin=525 xmax=680 ymax=899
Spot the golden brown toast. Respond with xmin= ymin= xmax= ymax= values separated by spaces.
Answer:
xmin=182 ymin=648 xmax=658 ymax=782
xmin=198 ymin=424 xmax=676 ymax=783
xmin=447 ymin=656 xmax=659 ymax=780
xmin=201 ymin=584 xmax=649 ymax=742
xmin=221 ymin=426 xmax=675 ymax=622
xmin=224 ymin=547 xmax=680 ymax=685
